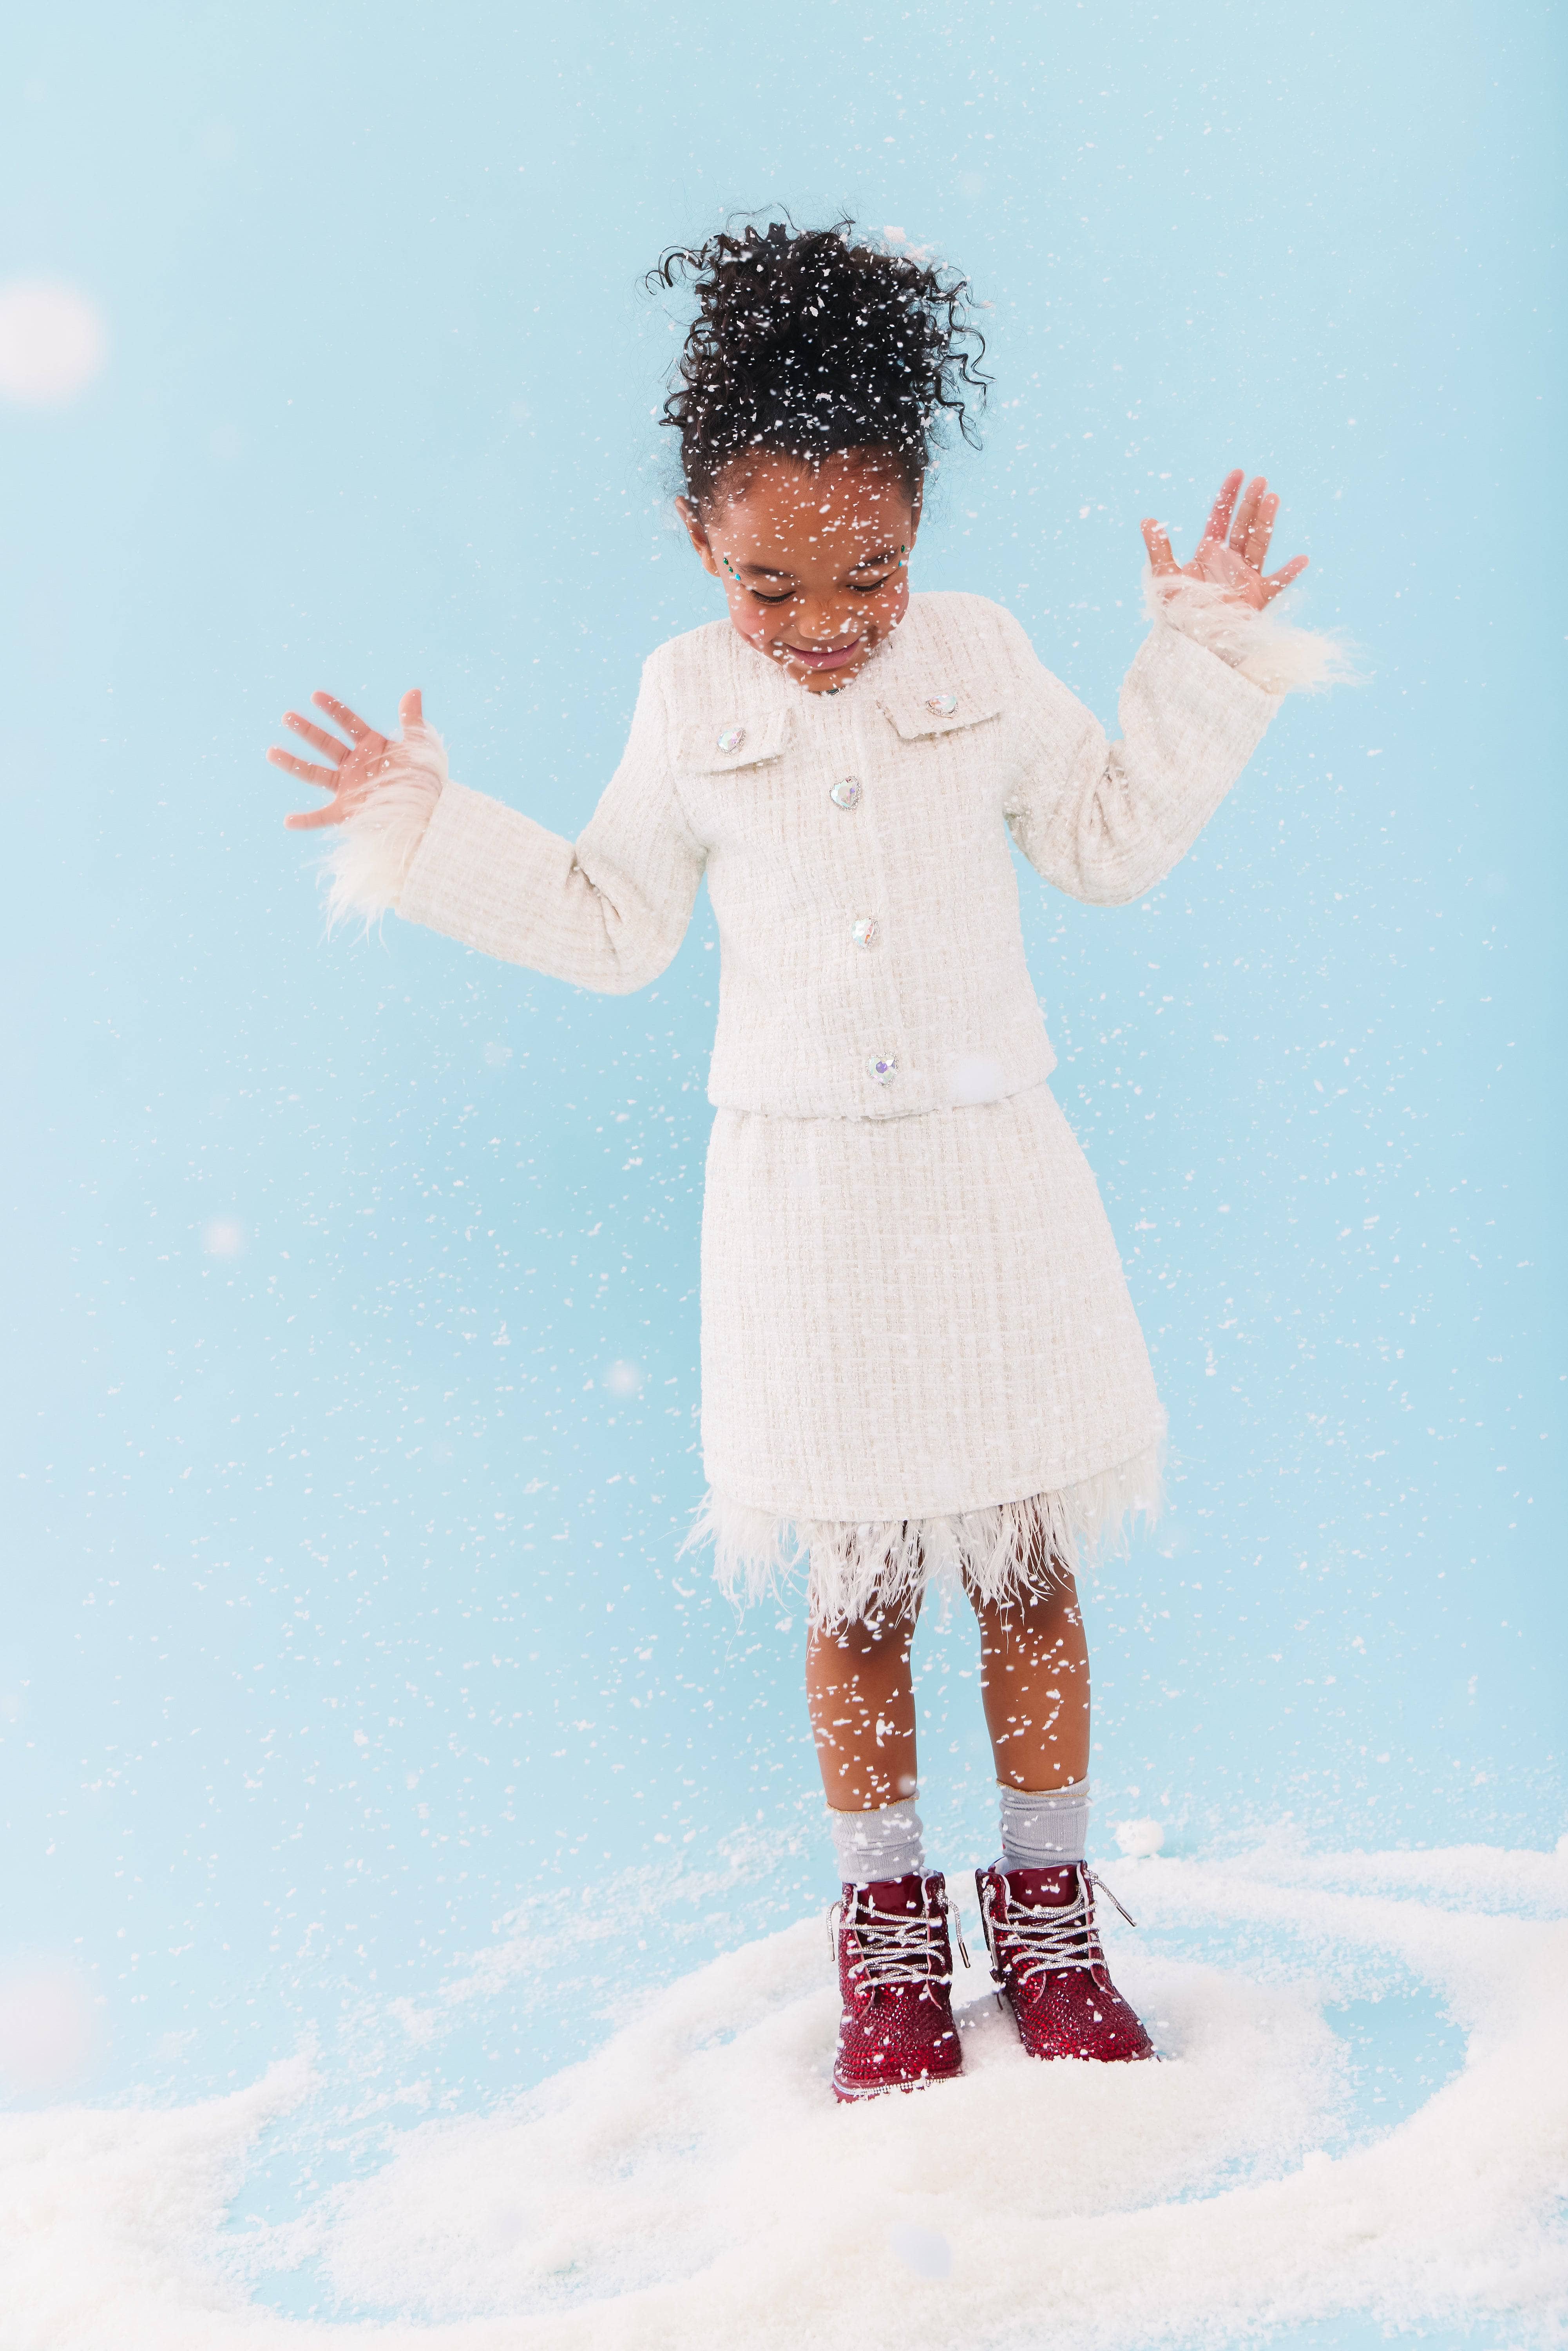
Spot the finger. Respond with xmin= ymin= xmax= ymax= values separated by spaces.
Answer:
xmin=284 ymin=804 xmax=347 ymax=831
xmin=1141 ymin=519 xmax=1180 ymax=575
xmin=282 ymin=711 xmax=347 ymax=762
xmin=1260 ymin=553 xmax=1308 ymax=603
xmin=398 ymin=687 xmax=424 ymax=733
xmin=1245 ymin=490 xmax=1279 ymax=573
xmin=267 ymin=746 xmax=340 ymax=788
xmin=311 ymin=690 xmax=374 ymax=741
xmin=1229 ymin=475 xmax=1265 ymax=554
xmin=1200 ymin=468 xmax=1245 ymax=547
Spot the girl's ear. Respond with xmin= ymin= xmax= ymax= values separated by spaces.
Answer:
xmin=676 ymin=496 xmax=722 ymax=578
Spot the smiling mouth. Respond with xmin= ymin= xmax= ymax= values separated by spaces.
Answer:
xmin=782 ymin=638 xmax=863 ymax=670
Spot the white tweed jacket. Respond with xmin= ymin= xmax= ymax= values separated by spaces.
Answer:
xmin=335 ymin=583 xmax=1331 ymax=1121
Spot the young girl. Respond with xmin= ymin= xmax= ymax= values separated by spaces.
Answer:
xmin=268 ymin=221 xmax=1334 ymax=2103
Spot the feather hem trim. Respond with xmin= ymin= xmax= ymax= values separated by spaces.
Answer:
xmin=322 ymin=727 xmax=449 ymax=931
xmin=1145 ymin=570 xmax=1356 ymax=697
xmin=678 ymin=1441 xmax=1166 ymax=1630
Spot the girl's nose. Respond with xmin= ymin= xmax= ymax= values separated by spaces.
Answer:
xmin=794 ymin=605 xmax=854 ymax=642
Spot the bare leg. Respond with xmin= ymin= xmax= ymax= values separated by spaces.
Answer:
xmin=971 ymin=1564 xmax=1091 ymax=1792
xmin=806 ymin=1599 xmax=920 ymax=1812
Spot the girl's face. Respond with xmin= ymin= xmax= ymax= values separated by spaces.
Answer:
xmin=677 ymin=449 xmax=920 ymax=694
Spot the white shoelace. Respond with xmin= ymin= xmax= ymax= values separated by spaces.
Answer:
xmin=982 ymin=1869 xmax=1135 ymax=1989
xmin=829 ymin=1893 xmax=961 ymax=1991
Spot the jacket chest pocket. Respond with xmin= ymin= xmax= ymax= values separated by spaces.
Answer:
xmin=873 ymin=687 xmax=1008 ymax=855
xmin=676 ymin=708 xmax=795 ymax=779
xmin=677 ymin=708 xmax=815 ymax=870
xmin=875 ymin=687 xmax=1003 ymax=748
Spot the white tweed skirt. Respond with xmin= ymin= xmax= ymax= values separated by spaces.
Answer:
xmin=679 ymin=1081 xmax=1167 ymax=1627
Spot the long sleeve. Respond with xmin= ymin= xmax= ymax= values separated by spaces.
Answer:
xmin=328 ymin=653 xmax=708 ymax=995
xmin=999 ymin=603 xmax=1282 ymax=907
xmin=999 ymin=580 xmax=1343 ymax=909
xmin=311 ymin=590 xmax=1342 ymax=1119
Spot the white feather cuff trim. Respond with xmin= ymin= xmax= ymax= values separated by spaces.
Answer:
xmin=678 ymin=1442 xmax=1166 ymax=1630
xmin=1145 ymin=571 xmax=1353 ymax=697
xmin=322 ymin=726 xmax=449 ymax=930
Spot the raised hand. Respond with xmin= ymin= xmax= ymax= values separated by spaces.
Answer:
xmin=1141 ymin=470 xmax=1307 ymax=610
xmin=267 ymin=688 xmax=427 ymax=830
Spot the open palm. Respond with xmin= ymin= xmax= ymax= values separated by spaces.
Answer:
xmin=1141 ymin=469 xmax=1307 ymax=610
xmin=267 ymin=688 xmax=427 ymax=829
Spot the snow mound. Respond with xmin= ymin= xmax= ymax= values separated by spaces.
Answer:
xmin=2 ymin=1841 xmax=1566 ymax=2350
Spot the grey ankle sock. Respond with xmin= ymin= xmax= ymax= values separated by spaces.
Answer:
xmin=827 ymin=1795 xmax=925 ymax=1886
xmin=998 ymin=1777 xmax=1091 ymax=1868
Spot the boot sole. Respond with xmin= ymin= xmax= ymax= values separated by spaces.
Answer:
xmin=832 ymin=2059 xmax=964 ymax=2104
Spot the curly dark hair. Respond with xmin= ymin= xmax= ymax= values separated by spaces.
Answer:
xmin=647 ymin=217 xmax=990 ymax=508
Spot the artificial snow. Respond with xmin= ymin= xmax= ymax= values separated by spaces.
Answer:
xmin=2 ymin=1837 xmax=1565 ymax=2349
xmin=0 ymin=279 xmax=107 ymax=405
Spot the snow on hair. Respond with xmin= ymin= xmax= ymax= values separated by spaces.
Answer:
xmin=648 ymin=217 xmax=990 ymax=506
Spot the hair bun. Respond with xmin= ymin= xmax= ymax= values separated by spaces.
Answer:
xmin=647 ymin=217 xmax=989 ymax=506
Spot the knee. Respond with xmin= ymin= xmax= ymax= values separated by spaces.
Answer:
xmin=971 ymin=1563 xmax=1077 ymax=1627
xmin=812 ymin=1600 xmax=918 ymax=1665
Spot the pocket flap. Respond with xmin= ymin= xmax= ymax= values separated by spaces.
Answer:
xmin=677 ymin=708 xmax=794 ymax=774
xmin=876 ymin=688 xmax=1002 ymax=743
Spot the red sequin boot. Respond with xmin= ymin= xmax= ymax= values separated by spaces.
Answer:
xmin=975 ymin=1860 xmax=1155 ymax=2063
xmin=830 ymin=1871 xmax=965 ymax=2103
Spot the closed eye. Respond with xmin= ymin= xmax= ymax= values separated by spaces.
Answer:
xmin=751 ymin=572 xmax=894 ymax=604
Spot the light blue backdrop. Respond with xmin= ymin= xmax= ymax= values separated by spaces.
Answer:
xmin=1 ymin=0 xmax=1562 ymax=2324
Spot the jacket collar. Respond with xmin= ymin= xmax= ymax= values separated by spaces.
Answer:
xmin=727 ymin=594 xmax=939 ymax=714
